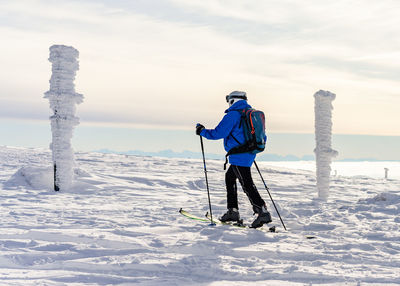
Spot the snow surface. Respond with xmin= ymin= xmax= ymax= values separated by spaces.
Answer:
xmin=1 ymin=146 xmax=400 ymax=285
xmin=314 ymin=90 xmax=338 ymax=201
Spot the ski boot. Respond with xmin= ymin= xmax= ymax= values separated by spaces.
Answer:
xmin=220 ymin=208 xmax=240 ymax=222
xmin=251 ymin=205 xmax=272 ymax=228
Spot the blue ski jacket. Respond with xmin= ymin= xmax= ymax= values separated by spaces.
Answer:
xmin=200 ymin=100 xmax=258 ymax=167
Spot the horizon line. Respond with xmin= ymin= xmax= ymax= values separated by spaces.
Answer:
xmin=92 ymin=148 xmax=400 ymax=162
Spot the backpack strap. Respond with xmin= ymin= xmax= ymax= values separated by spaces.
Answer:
xmin=224 ymin=134 xmax=240 ymax=170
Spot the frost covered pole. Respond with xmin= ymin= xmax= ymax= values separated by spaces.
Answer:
xmin=44 ymin=45 xmax=83 ymax=191
xmin=314 ymin=90 xmax=338 ymax=201
xmin=384 ymin=168 xmax=389 ymax=179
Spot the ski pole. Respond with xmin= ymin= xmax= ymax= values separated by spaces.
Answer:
xmin=200 ymin=136 xmax=215 ymax=226
xmin=254 ymin=161 xmax=287 ymax=230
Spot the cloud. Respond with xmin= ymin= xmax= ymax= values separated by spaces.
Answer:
xmin=0 ymin=0 xmax=399 ymax=136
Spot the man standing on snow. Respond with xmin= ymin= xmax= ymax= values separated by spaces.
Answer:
xmin=196 ymin=91 xmax=272 ymax=228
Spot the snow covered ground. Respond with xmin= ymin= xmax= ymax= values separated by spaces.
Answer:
xmin=0 ymin=146 xmax=399 ymax=285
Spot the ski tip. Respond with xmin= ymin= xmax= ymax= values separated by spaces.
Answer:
xmin=209 ymin=222 xmax=217 ymax=226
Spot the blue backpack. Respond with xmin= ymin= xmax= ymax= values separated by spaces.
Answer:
xmin=224 ymin=108 xmax=267 ymax=168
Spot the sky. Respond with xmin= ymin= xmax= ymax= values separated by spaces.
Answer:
xmin=0 ymin=0 xmax=400 ymax=160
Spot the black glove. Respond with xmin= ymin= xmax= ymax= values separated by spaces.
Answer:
xmin=196 ymin=123 xmax=205 ymax=135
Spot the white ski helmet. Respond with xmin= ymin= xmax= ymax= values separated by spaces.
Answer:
xmin=226 ymin=91 xmax=247 ymax=106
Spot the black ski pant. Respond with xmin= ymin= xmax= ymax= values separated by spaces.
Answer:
xmin=225 ymin=164 xmax=265 ymax=212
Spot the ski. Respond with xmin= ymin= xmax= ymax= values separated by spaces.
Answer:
xmin=179 ymin=208 xmax=276 ymax=232
xmin=179 ymin=208 xmax=210 ymax=223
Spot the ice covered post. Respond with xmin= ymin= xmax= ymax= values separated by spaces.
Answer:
xmin=314 ymin=90 xmax=338 ymax=201
xmin=384 ymin=168 xmax=389 ymax=179
xmin=44 ymin=45 xmax=83 ymax=191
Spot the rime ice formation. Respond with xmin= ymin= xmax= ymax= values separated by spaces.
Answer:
xmin=44 ymin=45 xmax=83 ymax=191
xmin=385 ymin=168 xmax=389 ymax=179
xmin=314 ymin=90 xmax=338 ymax=201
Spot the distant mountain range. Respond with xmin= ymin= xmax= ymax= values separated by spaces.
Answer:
xmin=94 ymin=149 xmax=393 ymax=162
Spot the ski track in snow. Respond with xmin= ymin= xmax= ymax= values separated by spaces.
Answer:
xmin=0 ymin=146 xmax=399 ymax=285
